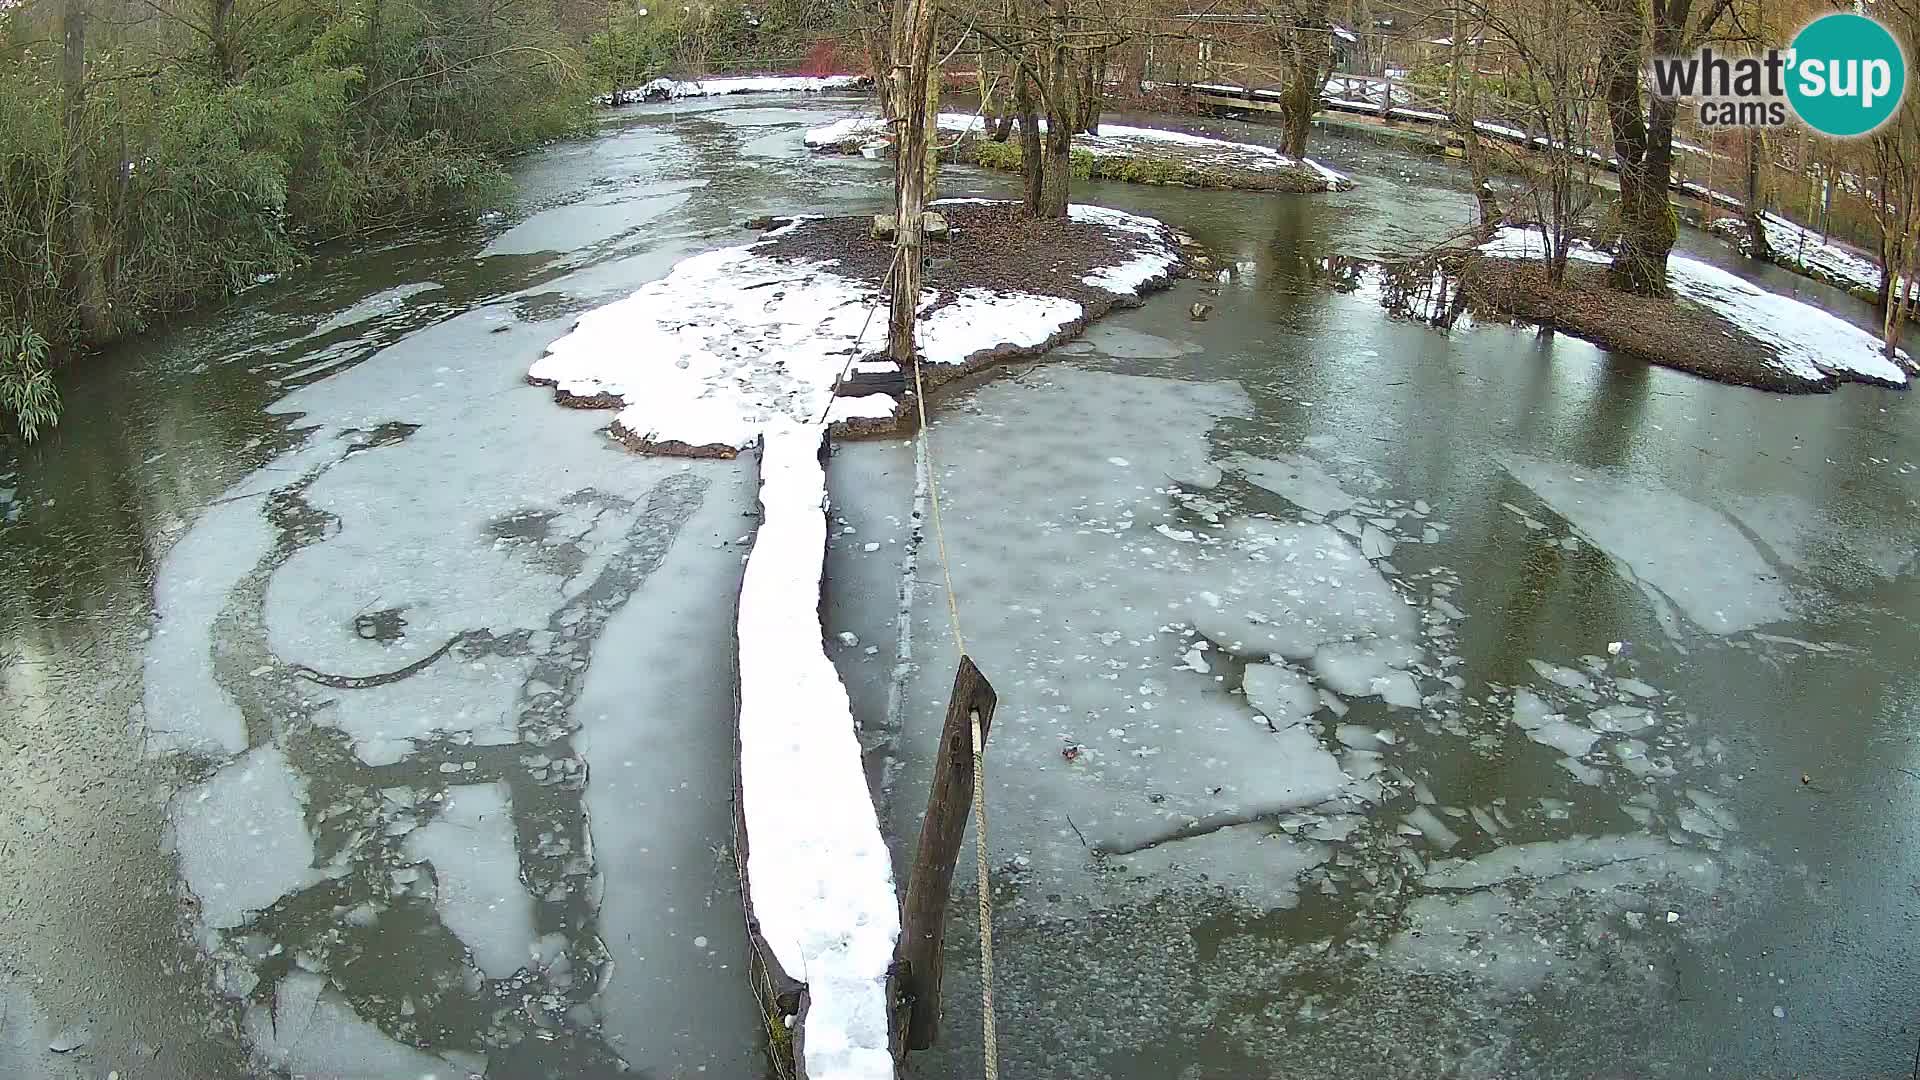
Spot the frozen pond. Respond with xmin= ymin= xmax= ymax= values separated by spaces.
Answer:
xmin=1 ymin=93 xmax=1917 ymax=1079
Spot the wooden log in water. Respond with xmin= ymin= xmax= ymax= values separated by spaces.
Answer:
xmin=895 ymin=654 xmax=997 ymax=1052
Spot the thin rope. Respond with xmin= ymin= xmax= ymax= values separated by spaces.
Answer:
xmin=908 ymin=350 xmax=995 ymax=1078
xmin=971 ymin=708 xmax=997 ymax=1079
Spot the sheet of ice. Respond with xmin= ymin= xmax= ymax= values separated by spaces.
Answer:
xmin=1482 ymin=226 xmax=1909 ymax=387
xmin=1241 ymin=662 xmax=1319 ymax=727
xmin=1105 ymin=823 xmax=1329 ymax=909
xmin=737 ymin=423 xmax=897 ymax=1080
xmin=169 ymin=747 xmax=323 ymax=930
xmin=1388 ymin=836 xmax=1722 ymax=989
xmin=804 ymin=112 xmax=1351 ymax=188
xmin=403 ymin=781 xmax=537 ymax=980
xmin=888 ymin=369 xmax=1400 ymax=895
xmin=313 ymin=281 xmax=443 ymax=336
xmin=1501 ymin=453 xmax=1791 ymax=635
xmin=531 ymin=205 xmax=1176 ymax=453
xmin=245 ymin=971 xmax=477 ymax=1078
xmin=1227 ymin=451 xmax=1356 ymax=517
xmin=142 ymin=497 xmax=271 ymax=756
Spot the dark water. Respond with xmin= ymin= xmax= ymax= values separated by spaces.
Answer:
xmin=1 ymin=95 xmax=1915 ymax=1079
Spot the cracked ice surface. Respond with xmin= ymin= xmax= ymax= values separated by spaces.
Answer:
xmin=403 ymin=782 xmax=536 ymax=979
xmin=1501 ymin=453 xmax=1791 ymax=635
xmin=168 ymin=747 xmax=323 ymax=931
xmin=894 ymin=369 xmax=1425 ymax=892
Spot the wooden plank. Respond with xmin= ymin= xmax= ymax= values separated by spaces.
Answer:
xmin=894 ymin=654 xmax=997 ymax=1052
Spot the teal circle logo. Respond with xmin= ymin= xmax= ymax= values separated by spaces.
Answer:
xmin=1786 ymin=13 xmax=1906 ymax=137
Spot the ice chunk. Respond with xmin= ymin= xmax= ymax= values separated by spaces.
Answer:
xmin=403 ymin=781 xmax=536 ymax=979
xmin=1503 ymin=455 xmax=1792 ymax=635
xmin=1312 ymin=637 xmax=1422 ymax=707
xmin=169 ymin=747 xmax=322 ymax=930
xmin=1227 ymin=452 xmax=1356 ymax=517
xmin=1403 ymin=806 xmax=1460 ymax=851
xmin=1242 ymin=663 xmax=1317 ymax=727
xmin=1588 ymin=705 xmax=1657 ymax=733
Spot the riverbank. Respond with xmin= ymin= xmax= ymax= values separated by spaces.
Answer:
xmin=527 ymin=199 xmax=1189 ymax=454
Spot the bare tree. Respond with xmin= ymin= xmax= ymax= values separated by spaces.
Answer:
xmin=1584 ymin=0 xmax=1737 ymax=296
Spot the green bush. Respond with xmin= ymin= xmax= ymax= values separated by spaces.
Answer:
xmin=0 ymin=0 xmax=588 ymax=436
xmin=0 ymin=323 xmax=57 ymax=443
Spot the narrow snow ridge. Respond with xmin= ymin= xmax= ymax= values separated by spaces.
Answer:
xmin=738 ymin=423 xmax=898 ymax=1080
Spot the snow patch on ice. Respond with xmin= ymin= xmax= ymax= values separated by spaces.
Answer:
xmin=531 ymin=204 xmax=1177 ymax=453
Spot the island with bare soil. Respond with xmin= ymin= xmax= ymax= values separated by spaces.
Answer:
xmin=525 ymin=199 xmax=1191 ymax=457
xmin=1352 ymin=226 xmax=1915 ymax=395
xmin=805 ymin=113 xmax=1352 ymax=194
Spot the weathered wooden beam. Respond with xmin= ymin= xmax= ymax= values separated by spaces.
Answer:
xmin=895 ymin=654 xmax=997 ymax=1052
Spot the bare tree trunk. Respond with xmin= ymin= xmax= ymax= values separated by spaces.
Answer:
xmin=209 ymin=0 xmax=238 ymax=80
xmin=1015 ymin=66 xmax=1043 ymax=215
xmin=923 ymin=40 xmax=942 ymax=202
xmin=1034 ymin=0 xmax=1072 ymax=218
xmin=1742 ymin=128 xmax=1770 ymax=260
xmin=61 ymin=0 xmax=109 ymax=343
xmin=1593 ymin=0 xmax=1677 ymax=296
xmin=1279 ymin=0 xmax=1332 ymax=157
xmin=886 ymin=0 xmax=937 ymax=363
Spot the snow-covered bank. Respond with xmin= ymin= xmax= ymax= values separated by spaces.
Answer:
xmin=1479 ymin=226 xmax=1910 ymax=390
xmin=528 ymin=202 xmax=1186 ymax=455
xmin=1710 ymin=211 xmax=1907 ymax=302
xmin=737 ymin=423 xmax=897 ymax=1080
xmin=600 ymin=74 xmax=869 ymax=106
xmin=805 ymin=112 xmax=1352 ymax=192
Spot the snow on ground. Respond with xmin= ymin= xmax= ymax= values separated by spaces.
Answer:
xmin=603 ymin=74 xmax=868 ymax=106
xmin=804 ymin=112 xmax=1352 ymax=189
xmin=737 ymin=423 xmax=897 ymax=1080
xmin=1500 ymin=452 xmax=1792 ymax=636
xmin=1711 ymin=211 xmax=1907 ymax=299
xmin=403 ymin=781 xmax=537 ymax=979
xmin=1482 ymin=226 xmax=1910 ymax=388
xmin=530 ymin=204 xmax=1178 ymax=454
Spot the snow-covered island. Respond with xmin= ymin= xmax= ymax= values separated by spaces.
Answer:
xmin=598 ymin=73 xmax=871 ymax=106
xmin=805 ymin=112 xmax=1352 ymax=194
xmin=1342 ymin=225 xmax=1913 ymax=393
xmin=527 ymin=200 xmax=1189 ymax=455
